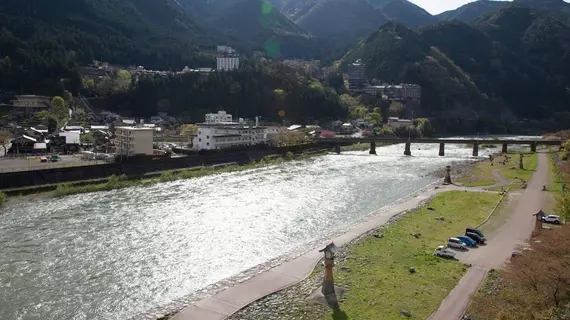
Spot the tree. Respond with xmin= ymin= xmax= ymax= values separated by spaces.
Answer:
xmin=415 ymin=118 xmax=433 ymax=138
xmin=35 ymin=110 xmax=59 ymax=133
xmin=389 ymin=101 xmax=405 ymax=117
xmin=156 ymin=99 xmax=171 ymax=113
xmin=470 ymin=225 xmax=570 ymax=320
xmin=277 ymin=130 xmax=306 ymax=146
xmin=116 ymin=70 xmax=131 ymax=91
xmin=180 ymin=124 xmax=198 ymax=136
xmin=0 ymin=130 xmax=11 ymax=156
xmin=63 ymin=90 xmax=73 ymax=102
xmin=80 ymin=133 xmax=95 ymax=145
xmin=365 ymin=107 xmax=383 ymax=126
xmin=51 ymin=96 xmax=68 ymax=121
xmin=82 ymin=77 xmax=95 ymax=90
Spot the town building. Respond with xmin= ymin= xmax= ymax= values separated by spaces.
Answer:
xmin=11 ymin=95 xmax=51 ymax=115
xmin=387 ymin=117 xmax=414 ymax=129
xmin=115 ymin=126 xmax=154 ymax=156
xmin=216 ymin=46 xmax=240 ymax=71
xmin=363 ymin=84 xmax=422 ymax=101
xmin=205 ymin=111 xmax=233 ymax=124
xmin=348 ymin=59 xmax=367 ymax=90
xmin=193 ymin=124 xmax=266 ymax=150
xmin=193 ymin=111 xmax=267 ymax=150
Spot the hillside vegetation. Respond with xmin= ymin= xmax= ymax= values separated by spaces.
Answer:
xmin=342 ymin=5 xmax=570 ymax=121
xmin=0 ymin=0 xmax=214 ymax=95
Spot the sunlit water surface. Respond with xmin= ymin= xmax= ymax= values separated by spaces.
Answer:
xmin=0 ymin=139 xmax=534 ymax=319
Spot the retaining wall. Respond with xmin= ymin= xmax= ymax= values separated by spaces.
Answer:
xmin=0 ymin=144 xmax=323 ymax=190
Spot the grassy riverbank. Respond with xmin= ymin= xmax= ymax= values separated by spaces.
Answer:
xmin=324 ymin=191 xmax=501 ymax=320
xmin=457 ymin=152 xmax=538 ymax=189
xmin=50 ymin=151 xmax=326 ymax=198
xmin=229 ymin=190 xmax=502 ymax=320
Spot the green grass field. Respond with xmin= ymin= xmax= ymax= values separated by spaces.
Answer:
xmin=318 ymin=191 xmax=502 ymax=320
xmin=457 ymin=152 xmax=537 ymax=189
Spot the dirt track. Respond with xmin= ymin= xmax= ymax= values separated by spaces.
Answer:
xmin=428 ymin=152 xmax=548 ymax=320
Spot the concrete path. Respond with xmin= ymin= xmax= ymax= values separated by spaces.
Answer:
xmin=428 ymin=152 xmax=548 ymax=320
xmin=172 ymin=183 xmax=466 ymax=320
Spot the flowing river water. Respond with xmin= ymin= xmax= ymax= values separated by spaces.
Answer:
xmin=0 ymin=138 xmax=536 ymax=320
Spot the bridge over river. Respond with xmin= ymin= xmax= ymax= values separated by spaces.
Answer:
xmin=316 ymin=137 xmax=563 ymax=156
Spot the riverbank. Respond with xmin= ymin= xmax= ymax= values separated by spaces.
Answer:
xmin=129 ymin=152 xmax=494 ymax=320
xmin=222 ymin=190 xmax=502 ymax=320
xmin=1 ymin=151 xmax=328 ymax=200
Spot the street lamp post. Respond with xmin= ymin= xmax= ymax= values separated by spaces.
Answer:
xmin=319 ymin=242 xmax=339 ymax=309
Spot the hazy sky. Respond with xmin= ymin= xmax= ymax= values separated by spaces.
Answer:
xmin=410 ymin=0 xmax=570 ymax=14
xmin=408 ymin=0 xmax=507 ymax=14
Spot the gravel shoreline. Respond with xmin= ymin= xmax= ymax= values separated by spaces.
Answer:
xmin=131 ymin=157 xmax=484 ymax=320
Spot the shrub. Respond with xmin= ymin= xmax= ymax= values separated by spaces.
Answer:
xmin=285 ymin=151 xmax=294 ymax=160
xmin=0 ymin=192 xmax=6 ymax=206
xmin=320 ymin=130 xmax=336 ymax=138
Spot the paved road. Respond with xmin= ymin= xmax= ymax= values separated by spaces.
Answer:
xmin=0 ymin=155 xmax=94 ymax=172
xmin=428 ymin=152 xmax=548 ymax=320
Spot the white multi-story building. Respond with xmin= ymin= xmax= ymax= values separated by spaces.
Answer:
xmin=217 ymin=57 xmax=240 ymax=71
xmin=205 ymin=111 xmax=233 ymax=124
xmin=216 ymin=45 xmax=239 ymax=71
xmin=192 ymin=124 xmax=266 ymax=150
xmin=115 ymin=126 xmax=154 ymax=156
xmin=193 ymin=112 xmax=267 ymax=150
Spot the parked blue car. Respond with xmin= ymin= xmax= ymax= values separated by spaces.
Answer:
xmin=456 ymin=235 xmax=477 ymax=247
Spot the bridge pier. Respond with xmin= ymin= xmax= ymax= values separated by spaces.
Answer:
xmin=502 ymin=143 xmax=508 ymax=154
xmin=472 ymin=143 xmax=479 ymax=157
xmin=530 ymin=142 xmax=537 ymax=153
xmin=334 ymin=145 xmax=341 ymax=154
xmin=404 ymin=142 xmax=412 ymax=156
xmin=369 ymin=141 xmax=377 ymax=155
xmin=438 ymin=143 xmax=445 ymax=156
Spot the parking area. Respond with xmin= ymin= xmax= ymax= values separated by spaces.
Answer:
xmin=0 ymin=155 xmax=100 ymax=173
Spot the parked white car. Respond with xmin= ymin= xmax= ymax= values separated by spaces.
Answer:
xmin=433 ymin=246 xmax=456 ymax=259
xmin=542 ymin=214 xmax=561 ymax=224
xmin=447 ymin=237 xmax=468 ymax=250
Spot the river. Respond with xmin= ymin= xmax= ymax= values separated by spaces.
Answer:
xmin=0 ymin=139 xmax=533 ymax=320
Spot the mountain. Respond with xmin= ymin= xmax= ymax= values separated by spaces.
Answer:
xmin=511 ymin=0 xmax=570 ymax=25
xmin=180 ymin=0 xmax=322 ymax=58
xmin=295 ymin=0 xmax=388 ymax=39
xmin=0 ymin=0 xmax=215 ymax=95
xmin=473 ymin=6 xmax=570 ymax=91
xmin=436 ymin=0 xmax=506 ymax=22
xmin=365 ymin=0 xmax=438 ymax=27
xmin=419 ymin=18 xmax=569 ymax=119
xmin=342 ymin=5 xmax=570 ymax=120
xmin=341 ymin=22 xmax=490 ymax=118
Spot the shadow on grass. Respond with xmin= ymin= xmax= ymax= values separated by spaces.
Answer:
xmin=332 ymin=308 xmax=349 ymax=320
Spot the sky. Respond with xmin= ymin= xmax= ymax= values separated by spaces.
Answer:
xmin=410 ymin=0 xmax=570 ymax=14
xmin=408 ymin=0 xmax=508 ymax=15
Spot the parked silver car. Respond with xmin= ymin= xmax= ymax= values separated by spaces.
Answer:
xmin=447 ymin=237 xmax=468 ymax=250
xmin=433 ymin=246 xmax=456 ymax=259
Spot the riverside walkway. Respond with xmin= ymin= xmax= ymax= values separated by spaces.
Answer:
xmin=428 ymin=152 xmax=549 ymax=320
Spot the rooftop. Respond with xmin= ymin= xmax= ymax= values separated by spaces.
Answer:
xmin=116 ymin=126 xmax=155 ymax=131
